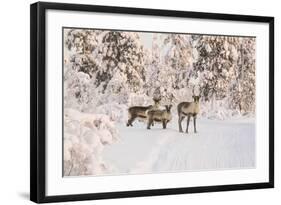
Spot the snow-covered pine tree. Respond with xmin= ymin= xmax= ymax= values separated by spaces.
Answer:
xmin=65 ymin=29 xmax=102 ymax=54
xmin=65 ymin=29 xmax=101 ymax=77
xmin=145 ymin=34 xmax=163 ymax=100
xmin=144 ymin=34 xmax=157 ymax=92
xmin=163 ymin=34 xmax=194 ymax=90
xmin=193 ymin=35 xmax=240 ymax=102
xmin=228 ymin=37 xmax=256 ymax=113
xmin=144 ymin=34 xmax=176 ymax=105
xmin=96 ymin=31 xmax=146 ymax=94
xmin=64 ymin=29 xmax=102 ymax=111
xmin=64 ymin=57 xmax=98 ymax=112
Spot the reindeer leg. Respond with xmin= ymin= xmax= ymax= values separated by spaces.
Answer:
xmin=126 ymin=118 xmax=132 ymax=126
xmin=178 ymin=114 xmax=184 ymax=132
xmin=126 ymin=118 xmax=131 ymax=126
xmin=128 ymin=115 xmax=137 ymax=127
xmin=165 ymin=120 xmax=167 ymax=129
xmin=194 ymin=116 xmax=197 ymax=133
xmin=147 ymin=118 xmax=152 ymax=129
xmin=162 ymin=120 xmax=167 ymax=129
xmin=186 ymin=115 xmax=191 ymax=133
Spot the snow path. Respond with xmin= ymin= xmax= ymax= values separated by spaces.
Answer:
xmin=103 ymin=118 xmax=255 ymax=175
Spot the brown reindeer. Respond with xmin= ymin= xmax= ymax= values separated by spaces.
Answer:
xmin=127 ymin=98 xmax=161 ymax=127
xmin=127 ymin=105 xmax=153 ymax=126
xmin=147 ymin=105 xmax=172 ymax=129
xmin=177 ymin=88 xmax=200 ymax=133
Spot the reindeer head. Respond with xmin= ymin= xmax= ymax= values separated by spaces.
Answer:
xmin=192 ymin=95 xmax=200 ymax=103
xmin=165 ymin=105 xmax=172 ymax=112
xmin=153 ymin=97 xmax=161 ymax=104
xmin=192 ymin=85 xmax=201 ymax=104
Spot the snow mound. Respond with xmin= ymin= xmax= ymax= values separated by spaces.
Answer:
xmin=200 ymin=100 xmax=243 ymax=120
xmin=96 ymin=103 xmax=128 ymax=123
xmin=63 ymin=109 xmax=119 ymax=176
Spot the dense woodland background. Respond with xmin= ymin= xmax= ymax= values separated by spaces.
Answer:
xmin=64 ymin=29 xmax=256 ymax=115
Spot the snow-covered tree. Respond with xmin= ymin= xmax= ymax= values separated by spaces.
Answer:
xmin=64 ymin=29 xmax=102 ymax=77
xmin=145 ymin=34 xmax=164 ymax=100
xmin=64 ymin=29 xmax=102 ymax=112
xmin=193 ymin=36 xmax=240 ymax=101
xmin=65 ymin=29 xmax=100 ymax=55
xmin=145 ymin=34 xmax=194 ymax=104
xmin=163 ymin=34 xmax=194 ymax=89
xmin=64 ymin=68 xmax=92 ymax=111
xmin=96 ymin=31 xmax=146 ymax=93
xmin=228 ymin=37 xmax=256 ymax=112
xmin=192 ymin=35 xmax=256 ymax=113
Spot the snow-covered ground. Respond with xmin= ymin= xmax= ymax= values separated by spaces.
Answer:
xmin=103 ymin=117 xmax=255 ymax=175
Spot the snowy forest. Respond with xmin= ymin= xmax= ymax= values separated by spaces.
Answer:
xmin=63 ymin=28 xmax=256 ymax=176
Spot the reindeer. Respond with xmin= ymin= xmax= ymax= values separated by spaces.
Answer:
xmin=147 ymin=105 xmax=172 ymax=129
xmin=127 ymin=97 xmax=161 ymax=127
xmin=177 ymin=87 xmax=200 ymax=133
xmin=126 ymin=105 xmax=153 ymax=127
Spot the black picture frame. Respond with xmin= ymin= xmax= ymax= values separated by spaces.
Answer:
xmin=30 ymin=1 xmax=274 ymax=203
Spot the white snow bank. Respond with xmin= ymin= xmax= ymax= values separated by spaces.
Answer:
xmin=95 ymin=103 xmax=128 ymax=123
xmin=200 ymin=100 xmax=254 ymax=120
xmin=63 ymin=108 xmax=119 ymax=176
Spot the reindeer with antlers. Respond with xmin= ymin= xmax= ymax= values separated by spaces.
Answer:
xmin=177 ymin=86 xmax=200 ymax=133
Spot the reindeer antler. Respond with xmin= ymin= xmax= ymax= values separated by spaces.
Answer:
xmin=192 ymin=85 xmax=195 ymax=96
xmin=192 ymin=85 xmax=201 ymax=96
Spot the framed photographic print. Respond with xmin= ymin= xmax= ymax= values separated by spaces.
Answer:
xmin=30 ymin=1 xmax=274 ymax=203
